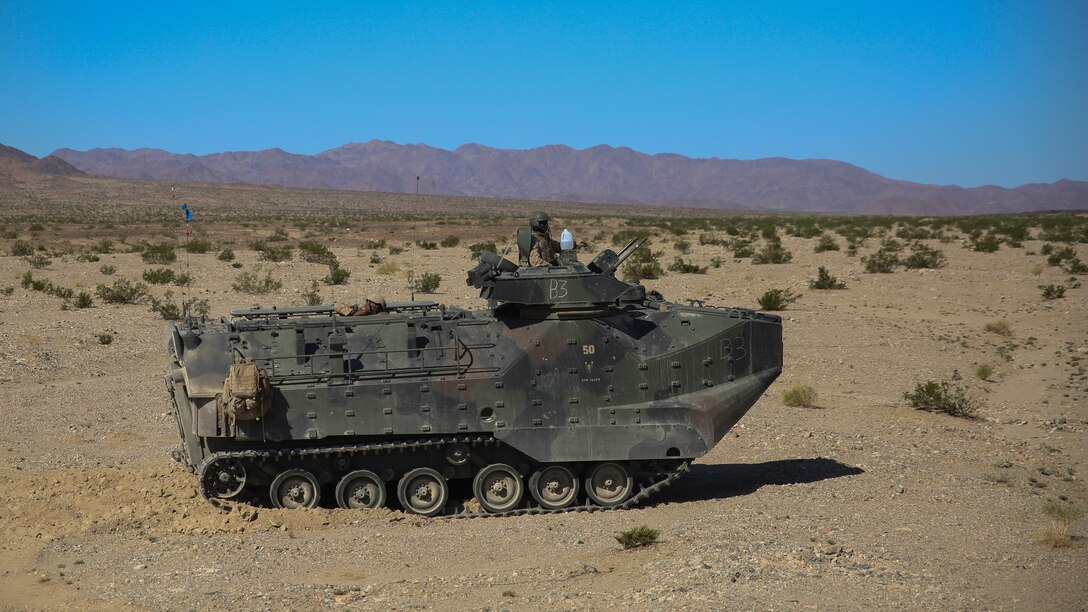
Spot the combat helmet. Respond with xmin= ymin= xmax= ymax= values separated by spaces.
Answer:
xmin=530 ymin=211 xmax=550 ymax=233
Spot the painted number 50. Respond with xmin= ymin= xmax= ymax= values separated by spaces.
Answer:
xmin=582 ymin=345 xmax=595 ymax=355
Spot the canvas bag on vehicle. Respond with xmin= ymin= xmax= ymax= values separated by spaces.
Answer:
xmin=220 ymin=361 xmax=271 ymax=421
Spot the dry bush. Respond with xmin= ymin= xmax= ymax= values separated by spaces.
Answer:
xmin=95 ymin=279 xmax=149 ymax=304
xmin=983 ymin=320 xmax=1012 ymax=336
xmin=752 ymin=241 xmax=793 ymax=264
xmin=1038 ymin=501 xmax=1083 ymax=548
xmin=903 ymin=372 xmax=980 ymax=418
xmin=808 ymin=266 xmax=846 ymax=290
xmin=1039 ymin=284 xmax=1065 ymax=300
xmin=782 ymin=385 xmax=818 ymax=407
xmin=757 ymin=288 xmax=801 ymax=311
xmin=232 ymin=269 xmax=282 ymax=294
xmin=615 ymin=525 xmax=660 ymax=549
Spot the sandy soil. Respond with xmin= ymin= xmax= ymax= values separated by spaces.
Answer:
xmin=0 ymin=182 xmax=1085 ymax=610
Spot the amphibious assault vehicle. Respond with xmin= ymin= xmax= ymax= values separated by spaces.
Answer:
xmin=165 ymin=239 xmax=783 ymax=516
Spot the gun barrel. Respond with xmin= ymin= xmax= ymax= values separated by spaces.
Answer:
xmin=614 ymin=238 xmax=648 ymax=269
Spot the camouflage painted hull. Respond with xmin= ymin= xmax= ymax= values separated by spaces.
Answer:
xmin=168 ymin=240 xmax=785 ymax=515
xmin=166 ymin=298 xmax=781 ymax=515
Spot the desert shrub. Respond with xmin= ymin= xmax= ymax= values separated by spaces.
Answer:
xmin=896 ymin=226 xmax=934 ymax=241
xmin=903 ymin=373 xmax=980 ymax=418
xmin=142 ymin=243 xmax=177 ymax=264
xmin=145 ymin=291 xmax=206 ymax=320
xmin=611 ymin=228 xmax=653 ymax=246
xmin=1045 ymin=245 xmax=1076 ymax=266
xmin=623 ymin=247 xmax=665 ymax=280
xmin=73 ymin=291 xmax=94 ymax=309
xmin=902 ymin=244 xmax=947 ymax=269
xmin=760 ymin=225 xmax=778 ymax=241
xmin=24 ymin=254 xmax=51 ymax=269
xmin=91 ymin=239 xmax=114 ymax=254
xmin=615 ymin=525 xmax=660 ymax=549
xmin=415 ymin=240 xmax=438 ymax=250
xmin=298 ymin=240 xmax=337 ymax=265
xmin=217 ymin=249 xmax=235 ymax=261
xmin=49 ymin=284 xmax=74 ymax=300
xmin=258 ymin=245 xmax=293 ymax=262
xmin=362 ymin=239 xmax=386 ymax=249
xmin=440 ymin=235 xmax=461 ymax=248
xmin=231 ymin=261 xmax=243 ymax=269
xmin=388 ymin=245 xmax=405 ymax=255
xmin=75 ymin=252 xmax=100 ymax=263
xmin=970 ymin=233 xmax=1001 ymax=253
xmin=232 ymin=269 xmax=282 ymax=294
xmin=813 ymin=234 xmax=840 ymax=253
xmin=782 ymin=385 xmax=818 ymax=407
xmin=95 ymin=279 xmax=150 ymax=304
xmin=808 ymin=266 xmax=846 ymax=290
xmin=369 ymin=253 xmax=383 ymax=264
xmin=324 ymin=264 xmax=351 ymax=285
xmin=752 ymin=241 xmax=793 ymax=265
xmin=29 ymin=223 xmax=44 ymax=232
xmin=303 ymin=280 xmax=322 ymax=306
xmin=11 ymin=241 xmax=34 ymax=256
xmin=983 ymin=320 xmax=1012 ymax=336
xmin=667 ymin=257 xmax=706 ymax=274
xmin=413 ymin=272 xmax=442 ymax=294
xmin=142 ymin=268 xmax=176 ymax=285
xmin=96 ymin=332 xmax=114 ymax=345
xmin=732 ymin=239 xmax=754 ymax=258
xmin=21 ymin=273 xmax=71 ymax=299
xmin=673 ymin=239 xmax=691 ymax=254
xmin=187 ymin=297 xmax=211 ymax=318
xmin=786 ymin=223 xmax=822 ymax=239
xmin=99 ymin=264 xmax=116 ymax=275
xmin=862 ymin=250 xmax=898 ymax=273
xmin=377 ymin=262 xmax=399 ymax=275
xmin=149 ymin=292 xmax=181 ymax=320
xmin=1 ymin=286 xmax=13 ymax=296
xmin=1039 ymin=284 xmax=1066 ymax=300
xmin=757 ymin=288 xmax=801 ymax=311
xmin=1039 ymin=501 xmax=1083 ymax=548
xmin=1064 ymin=257 xmax=1087 ymax=275
xmin=699 ymin=233 xmax=727 ymax=246
xmin=182 ymin=238 xmax=212 ymax=253
xmin=710 ymin=256 xmax=723 ymax=268
xmin=21 ymin=271 xmax=46 ymax=292
xmin=267 ymin=228 xmax=290 ymax=242
xmin=975 ymin=364 xmax=993 ymax=380
xmin=468 ymin=241 xmax=498 ymax=259
xmin=879 ymin=237 xmax=903 ymax=252
xmin=174 ymin=272 xmax=193 ymax=287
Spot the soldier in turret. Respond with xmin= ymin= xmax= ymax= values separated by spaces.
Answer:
xmin=528 ymin=211 xmax=560 ymax=266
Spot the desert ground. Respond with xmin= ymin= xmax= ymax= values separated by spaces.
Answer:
xmin=0 ymin=176 xmax=1086 ymax=610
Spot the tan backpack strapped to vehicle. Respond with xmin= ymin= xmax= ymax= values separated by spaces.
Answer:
xmin=220 ymin=361 xmax=271 ymax=421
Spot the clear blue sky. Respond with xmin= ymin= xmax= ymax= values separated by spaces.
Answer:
xmin=2 ymin=1 xmax=1086 ymax=187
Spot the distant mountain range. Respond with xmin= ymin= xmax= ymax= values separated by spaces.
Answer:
xmin=30 ymin=141 xmax=1088 ymax=215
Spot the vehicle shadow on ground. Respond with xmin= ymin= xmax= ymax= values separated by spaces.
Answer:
xmin=652 ymin=458 xmax=864 ymax=505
